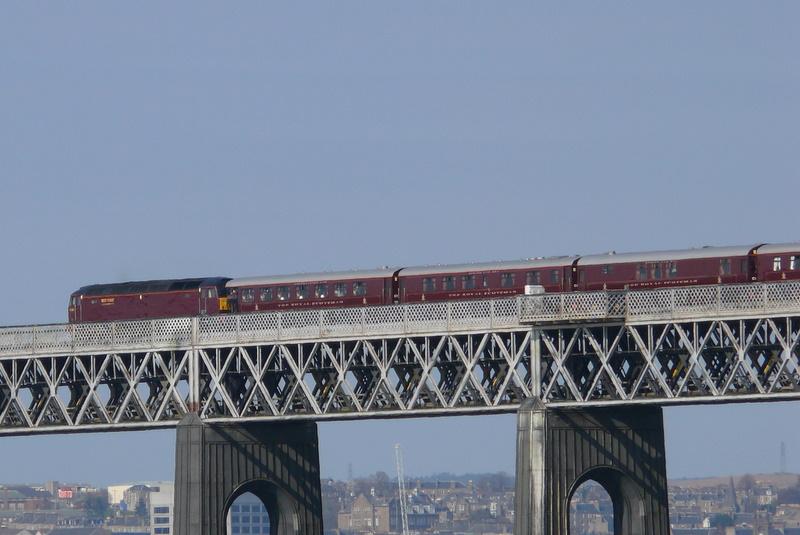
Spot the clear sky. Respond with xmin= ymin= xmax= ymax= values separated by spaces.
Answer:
xmin=0 ymin=2 xmax=798 ymax=486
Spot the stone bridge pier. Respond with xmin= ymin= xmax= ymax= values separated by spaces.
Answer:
xmin=173 ymin=414 xmax=323 ymax=535
xmin=514 ymin=399 xmax=670 ymax=535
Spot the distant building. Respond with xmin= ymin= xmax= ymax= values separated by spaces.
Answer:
xmin=106 ymin=481 xmax=172 ymax=508
xmin=149 ymin=484 xmax=174 ymax=535
xmin=337 ymin=493 xmax=389 ymax=534
xmin=227 ymin=494 xmax=271 ymax=535
xmin=389 ymin=497 xmax=437 ymax=532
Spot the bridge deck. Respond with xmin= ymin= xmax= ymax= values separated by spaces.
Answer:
xmin=0 ymin=281 xmax=796 ymax=434
xmin=1 ymin=281 xmax=798 ymax=358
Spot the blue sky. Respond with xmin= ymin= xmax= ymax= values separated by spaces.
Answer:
xmin=0 ymin=2 xmax=798 ymax=485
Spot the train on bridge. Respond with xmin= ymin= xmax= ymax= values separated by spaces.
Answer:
xmin=67 ymin=242 xmax=800 ymax=323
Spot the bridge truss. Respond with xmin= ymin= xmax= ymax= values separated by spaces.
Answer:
xmin=0 ymin=282 xmax=798 ymax=434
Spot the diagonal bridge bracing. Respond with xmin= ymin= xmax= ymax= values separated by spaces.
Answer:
xmin=0 ymin=281 xmax=798 ymax=434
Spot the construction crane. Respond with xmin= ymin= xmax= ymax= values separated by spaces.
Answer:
xmin=395 ymin=444 xmax=410 ymax=535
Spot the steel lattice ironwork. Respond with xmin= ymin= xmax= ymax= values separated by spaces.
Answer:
xmin=0 ymin=282 xmax=798 ymax=434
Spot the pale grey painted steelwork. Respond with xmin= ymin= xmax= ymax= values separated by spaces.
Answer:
xmin=0 ymin=283 xmax=797 ymax=434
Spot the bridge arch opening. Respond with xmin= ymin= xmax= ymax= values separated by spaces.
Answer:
xmin=567 ymin=467 xmax=644 ymax=535
xmin=223 ymin=480 xmax=299 ymax=535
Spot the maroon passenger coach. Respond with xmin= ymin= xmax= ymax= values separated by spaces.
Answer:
xmin=574 ymin=245 xmax=759 ymax=291
xmin=397 ymin=258 xmax=577 ymax=303
xmin=226 ymin=269 xmax=399 ymax=312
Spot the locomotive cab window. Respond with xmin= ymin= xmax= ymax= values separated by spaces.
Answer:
xmin=334 ymin=283 xmax=347 ymax=297
xmin=277 ymin=286 xmax=290 ymax=301
xmin=259 ymin=288 xmax=273 ymax=302
xmin=241 ymin=288 xmax=255 ymax=304
xmin=353 ymin=281 xmax=367 ymax=296
xmin=315 ymin=284 xmax=327 ymax=298
xmin=443 ymin=276 xmax=456 ymax=291
xmin=720 ymin=258 xmax=731 ymax=276
xmin=500 ymin=273 xmax=515 ymax=288
xmin=423 ymin=278 xmax=436 ymax=292
xmin=774 ymin=257 xmax=782 ymax=271
xmin=462 ymin=275 xmax=475 ymax=290
xmin=296 ymin=285 xmax=308 ymax=299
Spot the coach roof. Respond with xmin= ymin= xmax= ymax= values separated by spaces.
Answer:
xmin=755 ymin=242 xmax=800 ymax=255
xmin=398 ymin=257 xmax=578 ymax=277
xmin=227 ymin=268 xmax=399 ymax=287
xmin=578 ymin=245 xmax=758 ymax=266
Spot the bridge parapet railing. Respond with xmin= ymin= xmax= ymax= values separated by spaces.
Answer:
xmin=1 ymin=281 xmax=800 ymax=357
xmin=622 ymin=281 xmax=800 ymax=322
xmin=518 ymin=291 xmax=626 ymax=322
xmin=195 ymin=298 xmax=521 ymax=347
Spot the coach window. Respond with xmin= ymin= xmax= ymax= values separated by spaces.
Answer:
xmin=334 ymin=283 xmax=347 ymax=297
xmin=500 ymin=273 xmax=515 ymax=288
xmin=637 ymin=264 xmax=647 ymax=280
xmin=669 ymin=262 xmax=678 ymax=278
xmin=241 ymin=288 xmax=255 ymax=304
xmin=482 ymin=275 xmax=490 ymax=288
xmin=526 ymin=271 xmax=541 ymax=285
xmin=462 ymin=275 xmax=476 ymax=290
xmin=774 ymin=257 xmax=782 ymax=271
xmin=720 ymin=258 xmax=731 ymax=276
xmin=423 ymin=278 xmax=436 ymax=292
xmin=601 ymin=264 xmax=613 ymax=276
xmin=652 ymin=264 xmax=662 ymax=280
xmin=296 ymin=285 xmax=308 ymax=300
xmin=550 ymin=270 xmax=560 ymax=284
xmin=353 ymin=281 xmax=367 ymax=296
xmin=259 ymin=288 xmax=273 ymax=302
xmin=443 ymin=276 xmax=456 ymax=291
xmin=277 ymin=286 xmax=290 ymax=301
xmin=315 ymin=284 xmax=327 ymax=298
xmin=791 ymin=256 xmax=797 ymax=270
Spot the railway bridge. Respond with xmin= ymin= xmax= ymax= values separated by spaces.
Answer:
xmin=1 ymin=281 xmax=799 ymax=535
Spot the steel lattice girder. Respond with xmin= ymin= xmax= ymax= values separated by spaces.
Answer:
xmin=0 ymin=316 xmax=798 ymax=434
xmin=538 ymin=317 xmax=800 ymax=404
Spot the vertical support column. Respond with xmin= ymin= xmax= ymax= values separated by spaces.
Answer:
xmin=531 ymin=328 xmax=542 ymax=399
xmin=187 ymin=318 xmax=201 ymax=414
xmin=514 ymin=399 xmax=670 ymax=535
xmin=514 ymin=399 xmax=547 ymax=535
xmin=173 ymin=414 xmax=323 ymax=535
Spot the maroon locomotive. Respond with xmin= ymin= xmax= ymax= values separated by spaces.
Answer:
xmin=68 ymin=278 xmax=230 ymax=323
xmin=68 ymin=242 xmax=800 ymax=323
